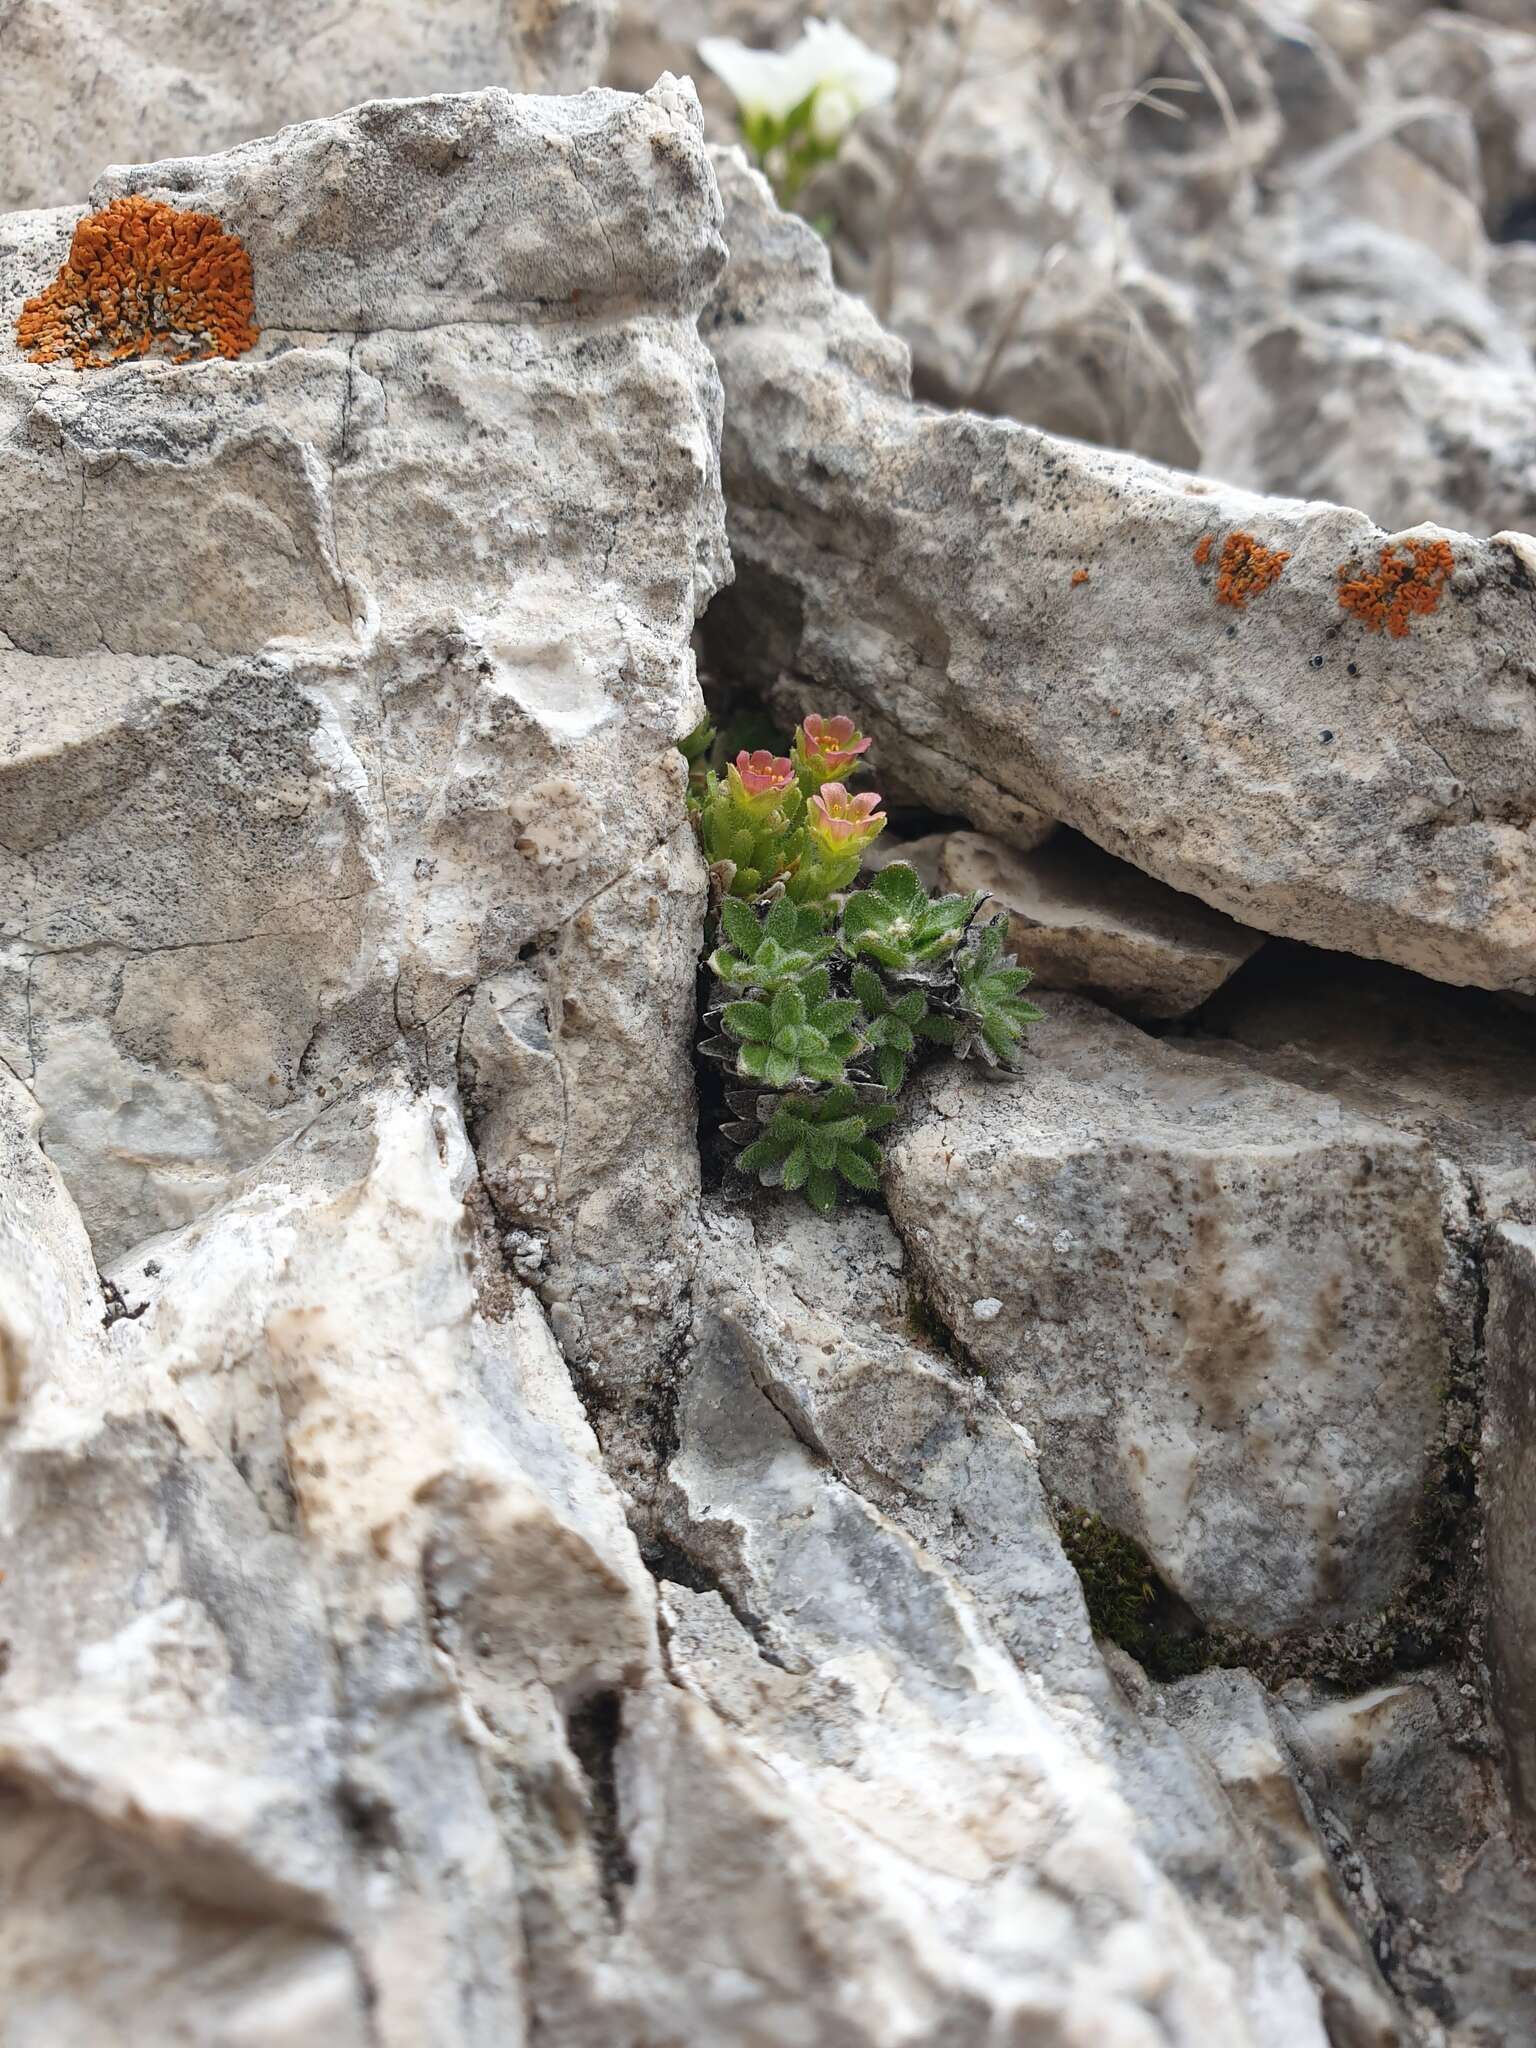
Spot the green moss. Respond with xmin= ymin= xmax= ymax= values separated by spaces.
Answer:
xmin=1053 ymin=1502 xmax=1219 ymax=1682
xmin=1053 ymin=1389 xmax=1485 ymax=1693
xmin=905 ymin=1281 xmax=957 ymax=1359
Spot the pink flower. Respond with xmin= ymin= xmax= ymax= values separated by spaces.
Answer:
xmin=795 ymin=713 xmax=871 ymax=779
xmin=727 ymin=749 xmax=796 ymax=808
xmin=807 ymin=784 xmax=886 ymax=853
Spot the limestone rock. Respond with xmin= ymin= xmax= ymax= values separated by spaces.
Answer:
xmin=0 ymin=1067 xmax=647 ymax=2043
xmin=11 ymin=1060 xmax=1125 ymax=2046
xmin=0 ymin=85 xmax=727 ymax=1479
xmin=1 ymin=1045 xmax=1410 ymax=2045
xmin=1384 ymin=10 xmax=1536 ymax=236
xmin=1276 ymin=217 xmax=1532 ymax=372
xmin=1484 ymin=1221 xmax=1536 ymax=1834
xmin=1292 ymin=1671 xmax=1536 ymax=2041
xmin=1193 ymin=949 xmax=1536 ymax=1226
xmin=1491 ymin=243 xmax=1536 ymax=354
xmin=1201 ymin=316 xmax=1536 ymax=538
xmin=940 ymin=828 xmax=1264 ymax=1021
xmin=701 ymin=149 xmax=1536 ymax=996
xmin=820 ymin=21 xmax=1202 ymax=470
xmin=1295 ymin=122 xmax=1489 ymax=282
xmin=883 ymin=996 xmax=1470 ymax=1635
xmin=663 ymin=1200 xmax=1385 ymax=2045
xmin=0 ymin=0 xmax=615 ymax=214
xmin=4 ymin=11 xmax=1535 ymax=2041
xmin=1153 ymin=1667 xmax=1404 ymax=2047
xmin=609 ymin=3 xmax=1203 ymax=468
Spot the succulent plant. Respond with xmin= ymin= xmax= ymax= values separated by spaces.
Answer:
xmin=920 ymin=913 xmax=1043 ymax=1067
xmin=677 ymin=716 xmax=717 ymax=802
xmin=726 ymin=1084 xmax=898 ymax=1215
xmin=849 ymin=962 xmax=929 ymax=1091
xmin=686 ymin=709 xmax=1047 ymax=1219
xmin=839 ymin=862 xmax=981 ymax=975
xmin=695 ymin=750 xmax=808 ymax=898
xmin=714 ymin=977 xmax=863 ymax=1088
xmin=709 ymin=896 xmax=835 ymax=992
xmin=786 ymin=783 xmax=887 ymax=900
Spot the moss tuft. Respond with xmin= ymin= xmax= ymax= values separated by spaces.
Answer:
xmin=1054 ymin=1502 xmax=1217 ymax=1681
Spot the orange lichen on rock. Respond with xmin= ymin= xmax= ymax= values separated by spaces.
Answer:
xmin=1337 ymin=538 xmax=1455 ymax=638
xmin=1071 ymin=567 xmax=1090 ymax=587
xmin=16 ymin=196 xmax=259 ymax=370
xmin=1192 ymin=533 xmax=1214 ymax=568
xmin=1213 ymin=530 xmax=1290 ymax=609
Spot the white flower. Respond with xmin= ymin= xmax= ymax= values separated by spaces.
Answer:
xmin=698 ymin=18 xmax=898 ymax=129
xmin=795 ymin=20 xmax=899 ymax=120
xmin=696 ymin=36 xmax=808 ymax=123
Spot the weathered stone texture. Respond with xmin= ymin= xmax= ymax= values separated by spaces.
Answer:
xmin=0 ymin=0 xmax=615 ymax=214
xmin=1 ymin=87 xmax=727 ymax=1451
xmin=884 ymin=997 xmax=1468 ymax=1635
xmin=941 ymin=829 xmax=1264 ymax=1021
xmin=1484 ymin=1222 xmax=1536 ymax=1835
xmin=701 ymin=150 xmax=1536 ymax=997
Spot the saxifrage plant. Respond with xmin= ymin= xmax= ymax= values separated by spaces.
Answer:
xmin=680 ymin=708 xmax=1044 ymax=1216
xmin=723 ymin=1085 xmax=898 ymax=1217
xmin=697 ymin=20 xmax=899 ymax=210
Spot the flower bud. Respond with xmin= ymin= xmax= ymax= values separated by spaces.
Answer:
xmin=810 ymin=83 xmax=857 ymax=143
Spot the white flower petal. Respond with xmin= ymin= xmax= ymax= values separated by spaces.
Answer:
xmin=772 ymin=33 xmax=834 ymax=115
xmin=696 ymin=35 xmax=805 ymax=121
xmin=799 ymin=18 xmax=900 ymax=112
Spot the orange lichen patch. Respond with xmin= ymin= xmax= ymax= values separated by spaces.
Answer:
xmin=1192 ymin=533 xmax=1215 ymax=568
xmin=1071 ymin=567 xmax=1090 ymax=587
xmin=16 ymin=196 xmax=259 ymax=370
xmin=1213 ymin=530 xmax=1290 ymax=609
xmin=1337 ymin=539 xmax=1455 ymax=638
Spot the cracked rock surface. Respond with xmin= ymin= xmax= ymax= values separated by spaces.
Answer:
xmin=940 ymin=828 xmax=1265 ymax=1022
xmin=2 ymin=78 xmax=1390 ymax=2048
xmin=701 ymin=147 xmax=1536 ymax=997
xmin=0 ymin=85 xmax=726 ymax=1501
xmin=884 ymin=995 xmax=1472 ymax=1637
xmin=3 ymin=10 xmax=1536 ymax=2047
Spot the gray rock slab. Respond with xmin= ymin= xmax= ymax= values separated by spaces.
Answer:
xmin=1192 ymin=950 xmax=1536 ymax=1226
xmin=1484 ymin=1221 xmax=1536 ymax=1834
xmin=883 ymin=996 xmax=1470 ymax=1635
xmin=941 ymin=828 xmax=1265 ymax=1021
xmin=664 ymin=1198 xmax=1358 ymax=2046
xmin=0 ymin=87 xmax=726 ymax=1452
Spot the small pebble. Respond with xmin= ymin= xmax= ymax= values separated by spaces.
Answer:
xmin=972 ymin=1297 xmax=1004 ymax=1322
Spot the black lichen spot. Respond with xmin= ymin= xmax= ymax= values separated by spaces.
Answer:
xmin=565 ymin=1688 xmax=637 ymax=1917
